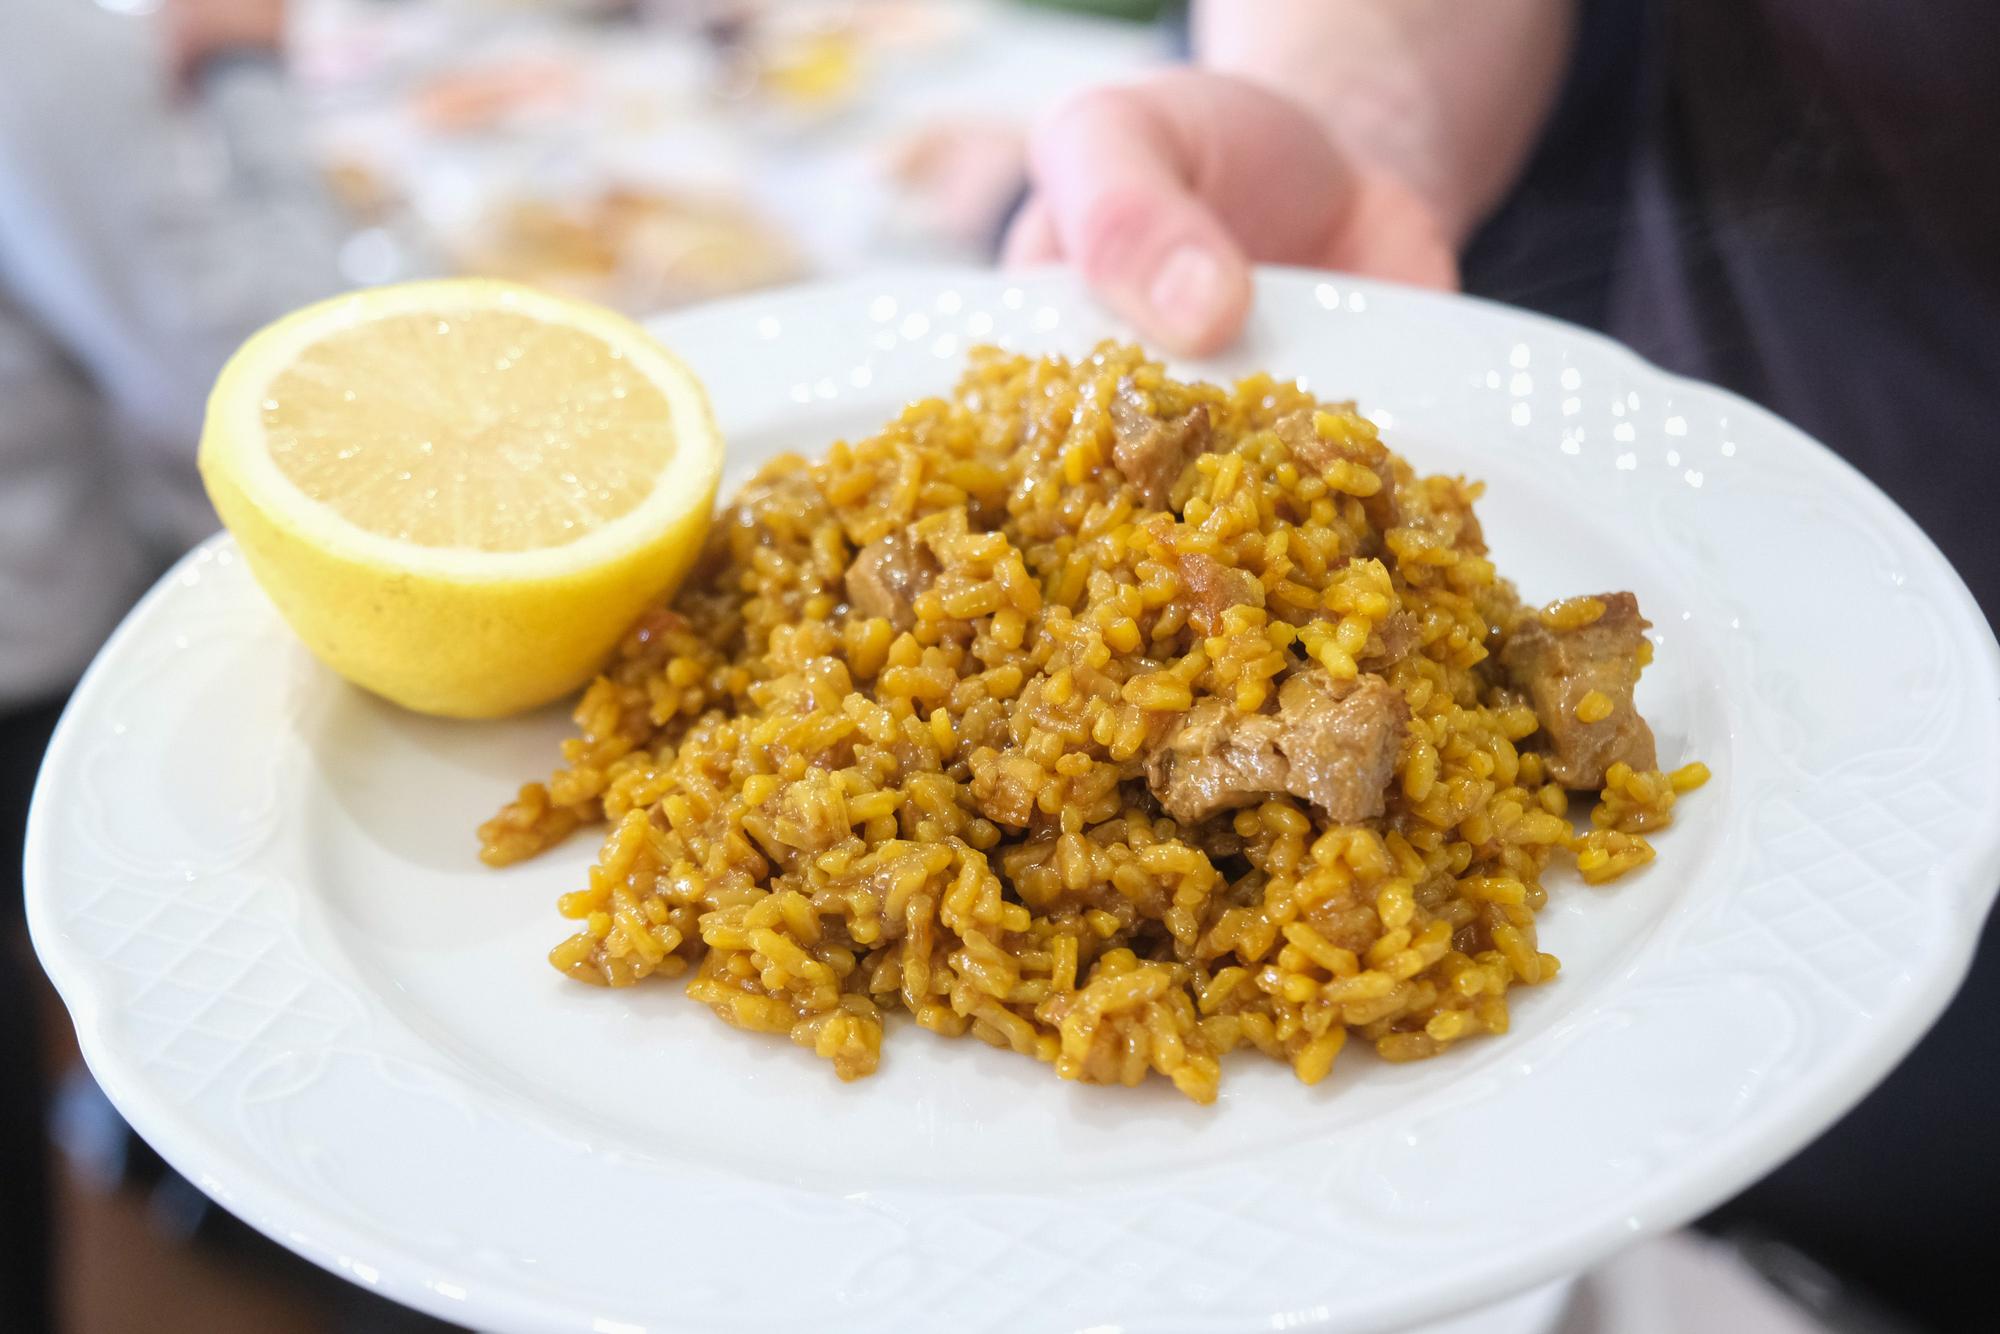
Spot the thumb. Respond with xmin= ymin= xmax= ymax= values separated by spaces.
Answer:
xmin=1026 ymin=88 xmax=1253 ymax=356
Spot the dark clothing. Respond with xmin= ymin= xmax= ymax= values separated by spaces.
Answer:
xmin=2 ymin=701 xmax=61 ymax=1334
xmin=1467 ymin=3 xmax=2000 ymax=1329
xmin=1619 ymin=0 xmax=2000 ymax=625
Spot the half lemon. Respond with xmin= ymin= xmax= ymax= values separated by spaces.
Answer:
xmin=199 ymin=279 xmax=722 ymax=718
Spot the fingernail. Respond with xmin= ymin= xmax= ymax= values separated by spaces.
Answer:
xmin=1147 ymin=244 xmax=1223 ymax=347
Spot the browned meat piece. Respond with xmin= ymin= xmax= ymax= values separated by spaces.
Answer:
xmin=1274 ymin=408 xmax=1400 ymax=531
xmin=1499 ymin=592 xmax=1658 ymax=788
xmin=1144 ymin=670 xmax=1407 ymax=825
xmin=1357 ymin=609 xmax=1421 ymax=670
xmin=1272 ymin=410 xmax=1400 ymax=536
xmin=768 ymin=775 xmax=847 ymax=854
xmin=1177 ymin=551 xmax=1265 ymax=636
xmin=1271 ymin=671 xmax=1408 ymax=824
xmin=844 ymin=529 xmax=938 ymax=631
xmin=967 ymin=745 xmax=1040 ymax=828
xmin=1144 ymin=700 xmax=1288 ymax=825
xmin=1110 ymin=379 xmax=1211 ymax=507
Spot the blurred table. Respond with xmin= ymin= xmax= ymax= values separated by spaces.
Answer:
xmin=294 ymin=0 xmax=1165 ymax=311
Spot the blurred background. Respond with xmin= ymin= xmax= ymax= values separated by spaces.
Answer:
xmin=3 ymin=0 xmax=1994 ymax=1331
xmin=205 ymin=0 xmax=1166 ymax=308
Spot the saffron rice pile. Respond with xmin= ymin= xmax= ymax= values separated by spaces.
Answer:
xmin=480 ymin=343 xmax=1705 ymax=1103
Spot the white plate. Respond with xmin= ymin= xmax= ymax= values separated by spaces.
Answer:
xmin=28 ymin=268 xmax=2000 ymax=1334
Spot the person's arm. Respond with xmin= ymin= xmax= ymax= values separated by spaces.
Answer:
xmin=0 ymin=295 xmax=154 ymax=705
xmin=1006 ymin=0 xmax=1575 ymax=354
xmin=0 ymin=0 xmax=347 ymax=551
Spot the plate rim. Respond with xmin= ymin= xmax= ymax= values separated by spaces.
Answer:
xmin=27 ymin=263 xmax=2000 ymax=1334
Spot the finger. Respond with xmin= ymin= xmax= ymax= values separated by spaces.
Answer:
xmin=1061 ymin=71 xmax=1462 ymax=294
xmin=1130 ymin=70 xmax=1362 ymax=269
xmin=1001 ymin=196 xmax=1061 ymax=267
xmin=1027 ymin=87 xmax=1252 ymax=356
xmin=1326 ymin=170 xmax=1462 ymax=292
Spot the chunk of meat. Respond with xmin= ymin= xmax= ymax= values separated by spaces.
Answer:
xmin=1271 ymin=671 xmax=1409 ymax=824
xmin=1177 ymin=551 xmax=1265 ymax=636
xmin=1357 ymin=609 xmax=1421 ymax=670
xmin=844 ymin=529 xmax=938 ymax=631
xmin=1144 ymin=700 xmax=1288 ymax=825
xmin=1274 ymin=409 xmax=1400 ymax=532
xmin=1110 ymin=379 xmax=1211 ymax=507
xmin=765 ymin=771 xmax=849 ymax=855
xmin=968 ymin=745 xmax=1041 ymax=828
xmin=1499 ymin=592 xmax=1657 ymax=788
xmin=1144 ymin=670 xmax=1408 ymax=825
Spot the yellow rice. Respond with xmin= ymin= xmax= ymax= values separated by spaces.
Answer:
xmin=478 ymin=343 xmax=1703 ymax=1102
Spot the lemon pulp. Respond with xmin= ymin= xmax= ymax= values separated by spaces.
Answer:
xmin=199 ymin=280 xmax=723 ymax=718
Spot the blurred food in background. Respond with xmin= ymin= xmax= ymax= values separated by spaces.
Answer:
xmin=409 ymin=56 xmax=580 ymax=133
xmin=457 ymin=188 xmax=802 ymax=308
xmin=293 ymin=0 xmax=1163 ymax=312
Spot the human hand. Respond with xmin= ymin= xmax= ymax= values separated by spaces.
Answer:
xmin=1004 ymin=71 xmax=1458 ymax=356
xmin=161 ymin=0 xmax=287 ymax=86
